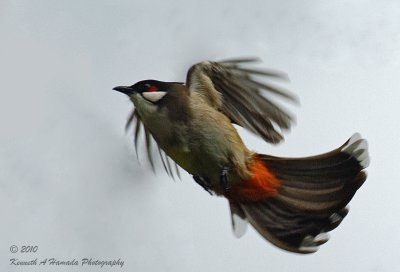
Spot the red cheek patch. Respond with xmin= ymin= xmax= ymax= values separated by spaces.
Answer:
xmin=147 ymin=85 xmax=158 ymax=92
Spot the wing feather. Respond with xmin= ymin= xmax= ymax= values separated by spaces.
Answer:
xmin=133 ymin=110 xmax=142 ymax=158
xmin=157 ymin=145 xmax=170 ymax=176
xmin=186 ymin=59 xmax=297 ymax=144
xmin=125 ymin=109 xmax=181 ymax=179
xmin=219 ymin=57 xmax=261 ymax=64
xmin=143 ymin=126 xmax=155 ymax=171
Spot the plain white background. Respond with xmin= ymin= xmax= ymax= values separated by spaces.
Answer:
xmin=1 ymin=1 xmax=399 ymax=271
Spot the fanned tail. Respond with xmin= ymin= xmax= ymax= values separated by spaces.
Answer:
xmin=229 ymin=133 xmax=369 ymax=253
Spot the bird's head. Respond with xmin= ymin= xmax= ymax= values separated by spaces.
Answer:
xmin=113 ymin=79 xmax=172 ymax=104
xmin=113 ymin=80 xmax=189 ymax=124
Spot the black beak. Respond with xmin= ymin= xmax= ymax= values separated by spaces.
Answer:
xmin=113 ymin=86 xmax=134 ymax=95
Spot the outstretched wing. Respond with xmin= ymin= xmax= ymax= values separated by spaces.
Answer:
xmin=125 ymin=109 xmax=181 ymax=179
xmin=186 ymin=58 xmax=298 ymax=144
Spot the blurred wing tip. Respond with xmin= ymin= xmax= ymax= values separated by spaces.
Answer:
xmin=266 ymin=132 xmax=285 ymax=145
xmin=175 ymin=163 xmax=182 ymax=180
xmin=125 ymin=109 xmax=137 ymax=132
xmin=124 ymin=124 xmax=131 ymax=133
xmin=219 ymin=56 xmax=262 ymax=64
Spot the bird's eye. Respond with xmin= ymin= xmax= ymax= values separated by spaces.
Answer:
xmin=144 ymin=84 xmax=158 ymax=92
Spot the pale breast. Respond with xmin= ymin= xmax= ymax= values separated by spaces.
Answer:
xmin=132 ymin=91 xmax=252 ymax=190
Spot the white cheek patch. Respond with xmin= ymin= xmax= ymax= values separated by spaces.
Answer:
xmin=142 ymin=91 xmax=167 ymax=103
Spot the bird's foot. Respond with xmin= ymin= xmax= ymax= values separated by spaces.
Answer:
xmin=193 ymin=175 xmax=213 ymax=195
xmin=220 ymin=166 xmax=231 ymax=193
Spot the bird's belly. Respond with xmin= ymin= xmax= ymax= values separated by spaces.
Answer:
xmin=162 ymin=137 xmax=245 ymax=191
xmin=163 ymin=145 xmax=196 ymax=174
xmin=162 ymin=142 xmax=221 ymax=180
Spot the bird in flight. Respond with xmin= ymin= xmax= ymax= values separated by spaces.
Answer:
xmin=113 ymin=58 xmax=369 ymax=253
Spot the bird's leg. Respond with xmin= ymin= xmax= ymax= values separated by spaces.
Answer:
xmin=220 ymin=166 xmax=231 ymax=193
xmin=193 ymin=175 xmax=213 ymax=195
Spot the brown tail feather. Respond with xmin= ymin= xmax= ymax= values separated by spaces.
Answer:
xmin=230 ymin=133 xmax=369 ymax=253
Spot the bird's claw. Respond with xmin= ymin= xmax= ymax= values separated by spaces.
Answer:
xmin=220 ymin=166 xmax=231 ymax=193
xmin=193 ymin=175 xmax=213 ymax=195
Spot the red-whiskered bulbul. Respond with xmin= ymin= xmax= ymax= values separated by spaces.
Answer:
xmin=113 ymin=58 xmax=369 ymax=253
